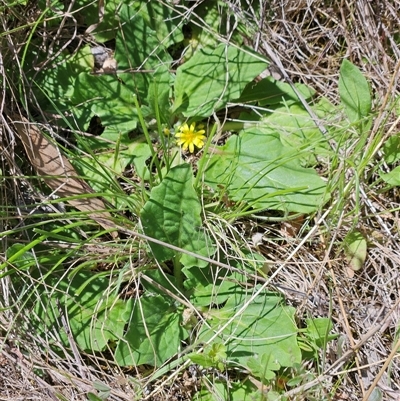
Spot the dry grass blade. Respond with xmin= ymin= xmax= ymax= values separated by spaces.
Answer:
xmin=13 ymin=116 xmax=118 ymax=238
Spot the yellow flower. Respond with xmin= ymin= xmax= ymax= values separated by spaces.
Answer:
xmin=175 ymin=122 xmax=206 ymax=153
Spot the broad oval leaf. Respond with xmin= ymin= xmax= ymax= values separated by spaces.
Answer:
xmin=205 ymin=127 xmax=327 ymax=213
xmin=338 ymin=59 xmax=372 ymax=132
xmin=141 ymin=164 xmax=215 ymax=268
xmin=343 ymin=230 xmax=367 ymax=272
xmin=32 ymin=271 xmax=131 ymax=353
xmin=172 ymin=44 xmax=268 ymax=117
xmin=114 ymin=295 xmax=187 ymax=367
xmin=198 ymin=288 xmax=301 ymax=368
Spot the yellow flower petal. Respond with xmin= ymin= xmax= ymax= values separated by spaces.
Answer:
xmin=174 ymin=122 xmax=207 ymax=153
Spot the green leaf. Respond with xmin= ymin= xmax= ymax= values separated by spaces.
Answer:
xmin=382 ymin=135 xmax=400 ymax=164
xmin=189 ymin=343 xmax=227 ymax=370
xmin=147 ymin=65 xmax=174 ymax=124
xmin=380 ymin=165 xmax=400 ymax=186
xmin=141 ymin=164 xmax=215 ymax=268
xmin=189 ymin=255 xmax=266 ymax=306
xmin=115 ymin=4 xmax=172 ymax=100
xmin=172 ymin=45 xmax=268 ymax=117
xmin=266 ymin=391 xmax=285 ymax=401
xmin=142 ymin=269 xmax=181 ymax=296
xmin=73 ymin=140 xmax=152 ymax=207
xmin=27 ymin=46 xmax=92 ymax=115
xmin=193 ymin=379 xmax=262 ymax=401
xmin=33 ymin=271 xmax=131 ymax=352
xmin=114 ymin=295 xmax=188 ymax=366
xmin=305 ymin=318 xmax=332 ymax=341
xmin=338 ymin=59 xmax=372 ymax=131
xmin=184 ymin=0 xmax=229 ymax=53
xmin=246 ymin=353 xmax=278 ymax=382
xmin=204 ymin=128 xmax=327 ymax=213
xmin=71 ymin=155 xmax=123 ymax=207
xmin=135 ymin=1 xmax=183 ymax=48
xmin=198 ymin=288 xmax=301 ymax=369
xmin=258 ymin=103 xmax=332 ymax=159
xmin=92 ymin=381 xmax=111 ymax=400
xmin=188 ymin=354 xmax=215 ymax=368
xmin=71 ymin=73 xmax=139 ymax=141
xmin=6 ymin=244 xmax=36 ymax=271
xmin=304 ymin=318 xmax=337 ymax=348
xmin=87 ymin=393 xmax=103 ymax=401
xmin=238 ymin=77 xmax=315 ymax=106
xmin=190 ymin=274 xmax=238 ymax=307
xmin=93 ymin=381 xmax=111 ymax=393
xmin=343 ymin=230 xmax=367 ymax=272
xmin=73 ymin=0 xmax=120 ymax=42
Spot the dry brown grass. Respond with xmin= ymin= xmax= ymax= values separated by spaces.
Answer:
xmin=1 ymin=0 xmax=400 ymax=400
xmin=256 ymin=1 xmax=400 ymax=399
